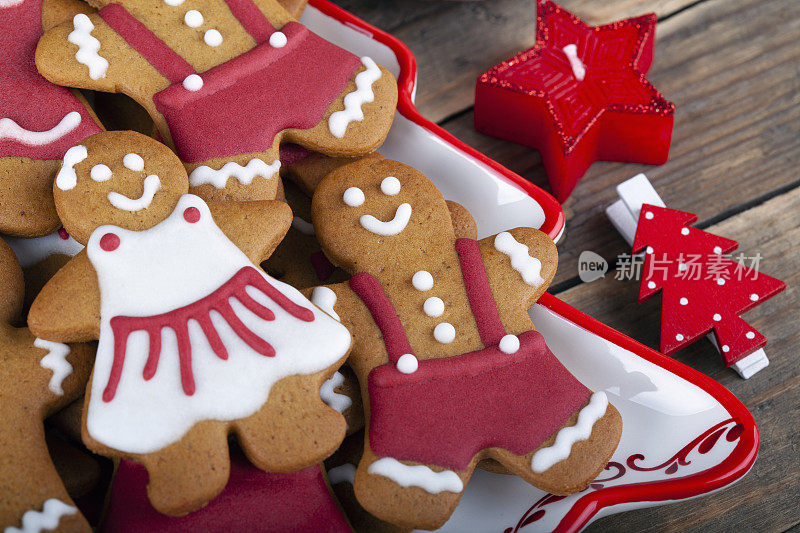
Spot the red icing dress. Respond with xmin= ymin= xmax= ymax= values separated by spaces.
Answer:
xmin=0 ymin=0 xmax=102 ymax=160
xmin=97 ymin=0 xmax=361 ymax=163
xmin=350 ymin=238 xmax=592 ymax=471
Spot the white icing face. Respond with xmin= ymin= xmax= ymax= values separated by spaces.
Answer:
xmin=0 ymin=111 xmax=81 ymax=146
xmin=342 ymin=177 xmax=413 ymax=237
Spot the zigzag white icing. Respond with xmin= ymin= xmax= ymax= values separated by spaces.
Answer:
xmin=328 ymin=56 xmax=381 ymax=138
xmin=189 ymin=158 xmax=281 ymax=189
xmin=68 ymin=14 xmax=108 ymax=80
xmin=6 ymin=499 xmax=77 ymax=533
xmin=35 ymin=339 xmax=73 ymax=396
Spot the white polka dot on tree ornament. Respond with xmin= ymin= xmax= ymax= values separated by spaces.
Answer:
xmin=713 ymin=313 xmax=721 ymax=321
xmin=680 ymin=297 xmax=688 ymax=305
xmin=746 ymin=331 xmax=755 ymax=339
xmin=675 ymin=333 xmax=684 ymax=341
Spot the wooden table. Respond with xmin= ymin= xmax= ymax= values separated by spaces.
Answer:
xmin=334 ymin=0 xmax=799 ymax=530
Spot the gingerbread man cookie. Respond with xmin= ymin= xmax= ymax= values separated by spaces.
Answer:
xmin=28 ymin=131 xmax=352 ymax=516
xmin=0 ymin=238 xmax=95 ymax=532
xmin=0 ymin=0 xmax=103 ymax=237
xmin=310 ymin=158 xmax=623 ymax=529
xmin=35 ymin=0 xmax=397 ymax=203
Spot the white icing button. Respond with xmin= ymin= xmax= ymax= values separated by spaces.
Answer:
xmin=499 ymin=334 xmax=520 ymax=354
xmin=722 ymin=345 xmax=730 ymax=353
xmin=164 ymin=0 xmax=184 ymax=5
xmin=380 ymin=176 xmax=401 ymax=196
xmin=182 ymin=74 xmax=203 ymax=91
xmin=750 ymin=293 xmax=759 ymax=301
xmin=123 ymin=153 xmax=144 ymax=171
xmin=343 ymin=187 xmax=365 ymax=207
xmin=713 ymin=313 xmax=721 ymax=321
xmin=679 ymin=297 xmax=688 ymax=305
xmin=184 ymin=9 xmax=203 ymax=27
xmin=714 ymin=246 xmax=722 ymax=254
xmin=269 ymin=31 xmax=287 ymax=48
xmin=433 ymin=322 xmax=455 ymax=344
xmin=644 ymin=211 xmax=653 ymax=220
xmin=746 ymin=331 xmax=755 ymax=339
xmin=396 ymin=353 xmax=418 ymax=374
xmin=647 ymin=281 xmax=656 ymax=289
xmin=90 ymin=164 xmax=112 ymax=182
xmin=646 ymin=246 xmax=654 ymax=254
xmin=675 ymin=333 xmax=684 ymax=341
xmin=204 ymin=29 xmax=223 ymax=46
xmin=717 ymin=278 xmax=726 ymax=285
xmin=681 ymin=228 xmax=690 ymax=235
xmin=412 ymin=271 xmax=433 ymax=291
xmin=423 ymin=297 xmax=444 ymax=317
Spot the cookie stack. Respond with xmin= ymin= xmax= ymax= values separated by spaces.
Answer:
xmin=0 ymin=0 xmax=622 ymax=531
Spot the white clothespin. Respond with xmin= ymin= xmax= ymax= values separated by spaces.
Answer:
xmin=606 ymin=173 xmax=768 ymax=379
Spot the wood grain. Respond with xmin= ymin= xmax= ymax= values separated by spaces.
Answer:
xmin=439 ymin=0 xmax=800 ymax=287
xmin=571 ymin=186 xmax=800 ymax=532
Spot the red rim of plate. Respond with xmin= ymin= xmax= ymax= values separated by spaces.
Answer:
xmin=307 ymin=1 xmax=758 ymax=530
xmin=309 ymin=0 xmax=566 ymax=242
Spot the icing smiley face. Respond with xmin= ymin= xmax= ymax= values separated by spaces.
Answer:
xmin=313 ymin=158 xmax=455 ymax=270
xmin=53 ymin=131 xmax=189 ymax=244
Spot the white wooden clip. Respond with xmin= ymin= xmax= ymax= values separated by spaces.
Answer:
xmin=605 ymin=173 xmax=767 ymax=379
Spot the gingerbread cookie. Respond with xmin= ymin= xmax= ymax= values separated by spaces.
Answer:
xmin=36 ymin=0 xmax=397 ymax=203
xmin=0 ymin=0 xmax=103 ymax=237
xmin=0 ymin=238 xmax=95 ymax=532
xmin=28 ymin=131 xmax=352 ymax=516
xmin=326 ymin=430 xmax=410 ymax=533
xmin=103 ymin=450 xmax=353 ymax=532
xmin=310 ymin=157 xmax=623 ymax=529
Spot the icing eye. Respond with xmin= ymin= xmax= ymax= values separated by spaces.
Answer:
xmin=183 ymin=206 xmax=201 ymax=223
xmin=380 ymin=176 xmax=401 ymax=196
xmin=123 ymin=153 xmax=144 ymax=172
xmin=99 ymin=232 xmax=120 ymax=251
xmin=90 ymin=164 xmax=112 ymax=182
xmin=343 ymin=187 xmax=365 ymax=207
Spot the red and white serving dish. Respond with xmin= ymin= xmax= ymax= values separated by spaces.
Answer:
xmin=303 ymin=2 xmax=757 ymax=531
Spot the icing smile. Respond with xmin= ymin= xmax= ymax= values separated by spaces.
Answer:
xmin=360 ymin=203 xmax=412 ymax=236
xmin=108 ymin=174 xmax=161 ymax=212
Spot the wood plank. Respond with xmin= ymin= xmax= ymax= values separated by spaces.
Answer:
xmin=556 ymin=186 xmax=800 ymax=532
xmin=386 ymin=0 xmax=701 ymax=122
xmin=440 ymin=0 xmax=800 ymax=287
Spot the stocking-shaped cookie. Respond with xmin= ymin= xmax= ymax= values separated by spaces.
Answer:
xmin=0 ymin=238 xmax=94 ymax=531
xmin=35 ymin=0 xmax=397 ymax=202
xmin=0 ymin=0 xmax=103 ymax=236
xmin=310 ymin=158 xmax=623 ymax=529
xmin=28 ymin=131 xmax=352 ymax=516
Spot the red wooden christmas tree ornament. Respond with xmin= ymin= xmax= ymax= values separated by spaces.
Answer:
xmin=632 ymin=204 xmax=785 ymax=366
xmin=474 ymin=0 xmax=674 ymax=202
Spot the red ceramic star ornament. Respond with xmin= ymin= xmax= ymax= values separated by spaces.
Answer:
xmin=632 ymin=205 xmax=785 ymax=366
xmin=474 ymin=1 xmax=675 ymax=202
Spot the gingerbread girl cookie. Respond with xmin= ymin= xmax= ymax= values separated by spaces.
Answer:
xmin=0 ymin=238 xmax=95 ymax=532
xmin=310 ymin=157 xmax=623 ymax=529
xmin=0 ymin=0 xmax=103 ymax=237
xmin=35 ymin=0 xmax=397 ymax=203
xmin=28 ymin=131 xmax=352 ymax=516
